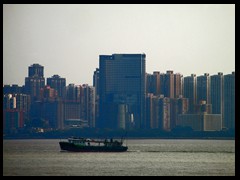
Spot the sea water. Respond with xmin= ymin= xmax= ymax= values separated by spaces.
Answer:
xmin=3 ymin=139 xmax=235 ymax=176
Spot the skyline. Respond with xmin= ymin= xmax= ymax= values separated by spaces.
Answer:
xmin=3 ymin=4 xmax=235 ymax=86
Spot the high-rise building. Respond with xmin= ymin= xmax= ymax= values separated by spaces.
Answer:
xmin=146 ymin=93 xmax=153 ymax=129
xmin=80 ymin=84 xmax=96 ymax=128
xmin=30 ymin=100 xmax=64 ymax=129
xmin=174 ymin=73 xmax=182 ymax=98
xmin=3 ymin=110 xmax=25 ymax=133
xmin=160 ymin=71 xmax=174 ymax=98
xmin=64 ymin=84 xmax=81 ymax=101
xmin=93 ymin=68 xmax=100 ymax=128
xmin=151 ymin=95 xmax=160 ymax=129
xmin=152 ymin=95 xmax=171 ymax=131
xmin=146 ymin=94 xmax=171 ymax=130
xmin=25 ymin=64 xmax=45 ymax=101
xmin=47 ymin=75 xmax=66 ymax=98
xmin=28 ymin=63 xmax=44 ymax=77
xmin=146 ymin=71 xmax=160 ymax=95
xmin=3 ymin=84 xmax=23 ymax=94
xmin=210 ymin=73 xmax=223 ymax=121
xmin=195 ymin=100 xmax=212 ymax=114
xmin=93 ymin=68 xmax=100 ymax=97
xmin=99 ymin=54 xmax=146 ymax=129
xmin=223 ymin=72 xmax=235 ymax=130
xmin=62 ymin=84 xmax=81 ymax=128
xmin=63 ymin=101 xmax=81 ymax=125
xmin=183 ymin=74 xmax=197 ymax=113
xmin=40 ymin=85 xmax=58 ymax=101
xmin=170 ymin=96 xmax=188 ymax=129
xmin=15 ymin=94 xmax=31 ymax=113
xmin=177 ymin=114 xmax=222 ymax=131
xmin=153 ymin=71 xmax=161 ymax=95
xmin=146 ymin=73 xmax=153 ymax=94
xmin=3 ymin=93 xmax=30 ymax=112
xmin=3 ymin=94 xmax=16 ymax=109
xmin=3 ymin=93 xmax=31 ymax=132
xmin=177 ymin=100 xmax=221 ymax=131
xmin=197 ymin=73 xmax=210 ymax=104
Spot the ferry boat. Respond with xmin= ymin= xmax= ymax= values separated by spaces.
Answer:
xmin=59 ymin=137 xmax=128 ymax=152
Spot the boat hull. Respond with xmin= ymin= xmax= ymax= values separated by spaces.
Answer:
xmin=59 ymin=142 xmax=128 ymax=152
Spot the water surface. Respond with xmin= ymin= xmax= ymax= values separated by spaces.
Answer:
xmin=3 ymin=139 xmax=235 ymax=176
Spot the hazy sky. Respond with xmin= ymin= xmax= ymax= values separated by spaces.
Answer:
xmin=3 ymin=4 xmax=235 ymax=86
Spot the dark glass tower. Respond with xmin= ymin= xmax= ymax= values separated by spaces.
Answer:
xmin=99 ymin=54 xmax=146 ymax=129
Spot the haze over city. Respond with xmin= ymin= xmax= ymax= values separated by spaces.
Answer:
xmin=3 ymin=4 xmax=235 ymax=176
xmin=3 ymin=4 xmax=235 ymax=86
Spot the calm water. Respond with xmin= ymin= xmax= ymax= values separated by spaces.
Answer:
xmin=3 ymin=139 xmax=235 ymax=176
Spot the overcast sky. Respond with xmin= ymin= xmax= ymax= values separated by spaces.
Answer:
xmin=3 ymin=4 xmax=235 ymax=86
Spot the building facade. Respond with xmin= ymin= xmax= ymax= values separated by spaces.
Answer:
xmin=80 ymin=84 xmax=96 ymax=128
xmin=223 ymin=72 xmax=235 ymax=130
xmin=47 ymin=74 xmax=66 ymax=98
xmin=210 ymin=73 xmax=223 ymax=114
xmin=25 ymin=64 xmax=45 ymax=101
xmin=210 ymin=72 xmax=224 ymax=128
xmin=99 ymin=54 xmax=146 ymax=129
xmin=160 ymin=71 xmax=174 ymax=98
xmin=3 ymin=93 xmax=31 ymax=132
xmin=197 ymin=73 xmax=211 ymax=105
xmin=174 ymin=73 xmax=182 ymax=98
xmin=146 ymin=71 xmax=160 ymax=95
xmin=183 ymin=74 xmax=197 ymax=113
xmin=177 ymin=114 xmax=222 ymax=131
